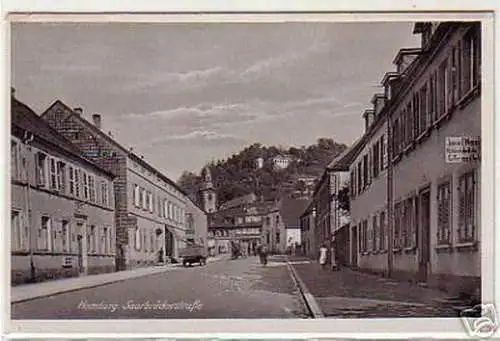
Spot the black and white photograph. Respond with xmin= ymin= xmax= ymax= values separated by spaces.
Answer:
xmin=4 ymin=9 xmax=496 ymax=337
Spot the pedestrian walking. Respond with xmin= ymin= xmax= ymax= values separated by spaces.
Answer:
xmin=319 ymin=244 xmax=328 ymax=270
xmin=257 ymin=243 xmax=268 ymax=266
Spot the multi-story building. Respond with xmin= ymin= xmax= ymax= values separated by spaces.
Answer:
xmin=207 ymin=204 xmax=266 ymax=255
xmin=387 ymin=22 xmax=481 ymax=296
xmin=299 ymin=201 xmax=315 ymax=258
xmin=349 ymin=96 xmax=389 ymax=273
xmin=11 ymin=94 xmax=116 ymax=285
xmin=348 ymin=22 xmax=481 ymax=298
xmin=263 ymin=197 xmax=308 ymax=254
xmin=327 ymin=148 xmax=359 ymax=267
xmin=41 ymin=100 xmax=205 ymax=269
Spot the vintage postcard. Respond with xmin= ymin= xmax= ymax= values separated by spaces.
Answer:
xmin=2 ymin=4 xmax=497 ymax=339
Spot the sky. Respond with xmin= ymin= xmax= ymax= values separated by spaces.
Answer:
xmin=11 ymin=22 xmax=420 ymax=181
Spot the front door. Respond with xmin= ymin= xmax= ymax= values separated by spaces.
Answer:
xmin=77 ymin=235 xmax=84 ymax=272
xmin=351 ymin=225 xmax=358 ymax=268
xmin=418 ymin=189 xmax=431 ymax=282
xmin=165 ymin=227 xmax=174 ymax=258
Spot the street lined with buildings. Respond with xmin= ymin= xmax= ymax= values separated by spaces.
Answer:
xmin=10 ymin=21 xmax=482 ymax=319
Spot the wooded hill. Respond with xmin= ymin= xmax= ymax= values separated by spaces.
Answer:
xmin=177 ymin=138 xmax=347 ymax=207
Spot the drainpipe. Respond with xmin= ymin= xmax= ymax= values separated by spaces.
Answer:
xmin=386 ymin=111 xmax=394 ymax=278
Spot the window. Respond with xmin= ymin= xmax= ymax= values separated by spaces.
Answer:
xmin=61 ymin=220 xmax=70 ymax=252
xmin=35 ymin=152 xmax=48 ymax=187
xmin=372 ymin=215 xmax=378 ymax=252
xmin=402 ymin=198 xmax=416 ymax=248
xmin=11 ymin=210 xmax=23 ymax=251
xmin=437 ymin=181 xmax=452 ymax=245
xmin=158 ymin=197 xmax=162 ymax=217
xmin=362 ymin=155 xmax=368 ymax=189
xmin=458 ymin=171 xmax=478 ymax=243
xmin=134 ymin=185 xmax=140 ymax=207
xmin=148 ymin=193 xmax=154 ymax=213
xmin=135 ymin=227 xmax=141 ymax=250
xmin=394 ymin=203 xmax=401 ymax=250
xmin=429 ymin=73 xmax=437 ymax=123
xmin=392 ymin=118 xmax=400 ymax=156
xmin=168 ymin=202 xmax=173 ymax=220
xmin=350 ymin=171 xmax=355 ymax=198
xmin=143 ymin=228 xmax=147 ymax=252
xmin=38 ymin=216 xmax=51 ymax=251
xmin=68 ymin=166 xmax=75 ymax=195
xmin=357 ymin=162 xmax=362 ymax=194
xmin=372 ymin=141 xmax=380 ymax=178
xmin=438 ymin=59 xmax=449 ymax=117
xmin=89 ymin=175 xmax=96 ymax=202
xmin=419 ymin=85 xmax=428 ymax=135
xmin=461 ymin=26 xmax=480 ymax=97
xmin=379 ymin=211 xmax=386 ymax=251
xmin=141 ymin=188 xmax=146 ymax=209
xmin=276 ymin=231 xmax=281 ymax=244
xmin=49 ymin=157 xmax=58 ymax=190
xmin=150 ymin=234 xmax=155 ymax=252
xmin=266 ymin=217 xmax=271 ymax=225
xmin=57 ymin=161 xmax=66 ymax=192
xmin=102 ymin=227 xmax=108 ymax=253
xmin=101 ymin=181 xmax=108 ymax=206
xmin=11 ymin=141 xmax=19 ymax=179
xmin=74 ymin=168 xmax=81 ymax=197
xmin=381 ymin=134 xmax=387 ymax=171
xmin=362 ymin=220 xmax=368 ymax=252
xmin=83 ymin=172 xmax=89 ymax=200
xmin=89 ymin=225 xmax=97 ymax=253
xmin=276 ymin=215 xmax=280 ymax=225
xmin=451 ymin=46 xmax=459 ymax=105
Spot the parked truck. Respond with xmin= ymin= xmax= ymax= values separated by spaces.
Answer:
xmin=178 ymin=243 xmax=208 ymax=267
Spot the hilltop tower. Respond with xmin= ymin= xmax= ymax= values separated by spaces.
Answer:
xmin=200 ymin=166 xmax=217 ymax=214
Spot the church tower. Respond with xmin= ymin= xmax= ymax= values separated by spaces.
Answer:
xmin=200 ymin=166 xmax=217 ymax=214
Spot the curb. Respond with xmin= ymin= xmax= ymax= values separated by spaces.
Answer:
xmin=286 ymin=259 xmax=324 ymax=319
xmin=12 ymin=257 xmax=229 ymax=304
xmin=11 ymin=266 xmax=173 ymax=304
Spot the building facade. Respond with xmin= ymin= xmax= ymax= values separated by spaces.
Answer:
xmin=347 ymin=22 xmax=481 ymax=298
xmin=11 ymin=95 xmax=116 ymax=285
xmin=349 ymin=100 xmax=389 ymax=273
xmin=299 ymin=202 xmax=315 ymax=258
xmin=42 ymin=100 xmax=200 ymax=269
xmin=388 ymin=22 xmax=481 ymax=296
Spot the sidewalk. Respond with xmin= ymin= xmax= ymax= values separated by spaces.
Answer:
xmin=12 ymin=255 xmax=228 ymax=304
xmin=290 ymin=261 xmax=458 ymax=318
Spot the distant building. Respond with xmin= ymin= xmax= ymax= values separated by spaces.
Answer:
xmin=207 ymin=203 xmax=268 ymax=256
xmin=263 ymin=197 xmax=309 ymax=254
xmin=11 ymin=95 xmax=116 ymax=285
xmin=272 ymin=154 xmax=293 ymax=170
xmin=199 ymin=167 xmax=217 ymax=214
xmin=42 ymin=100 xmax=204 ymax=269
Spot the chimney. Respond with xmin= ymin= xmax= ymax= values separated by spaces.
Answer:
xmin=73 ymin=107 xmax=83 ymax=115
xmin=92 ymin=114 xmax=102 ymax=130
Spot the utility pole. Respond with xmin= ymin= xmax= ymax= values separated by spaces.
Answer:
xmin=22 ymin=131 xmax=35 ymax=282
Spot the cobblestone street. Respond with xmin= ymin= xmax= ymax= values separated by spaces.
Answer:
xmin=288 ymin=257 xmax=458 ymax=318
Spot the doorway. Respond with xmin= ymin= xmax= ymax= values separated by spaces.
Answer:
xmin=351 ymin=225 xmax=358 ymax=268
xmin=164 ymin=227 xmax=174 ymax=258
xmin=418 ymin=188 xmax=431 ymax=283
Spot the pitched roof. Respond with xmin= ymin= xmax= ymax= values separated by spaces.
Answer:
xmin=11 ymin=97 xmax=114 ymax=178
xmin=41 ymin=99 xmax=186 ymax=196
xmin=279 ymin=197 xmax=310 ymax=229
